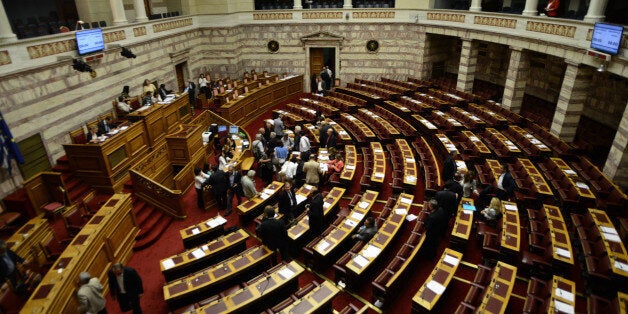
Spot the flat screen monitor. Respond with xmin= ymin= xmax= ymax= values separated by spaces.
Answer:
xmin=76 ymin=28 xmax=105 ymax=55
xmin=229 ymin=125 xmax=239 ymax=134
xmin=590 ymin=22 xmax=624 ymax=55
xmin=217 ymin=125 xmax=227 ymax=133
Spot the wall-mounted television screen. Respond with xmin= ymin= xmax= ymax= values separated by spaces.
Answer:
xmin=590 ymin=22 xmax=624 ymax=55
xmin=217 ymin=125 xmax=227 ymax=133
xmin=76 ymin=28 xmax=105 ymax=55
xmin=229 ymin=125 xmax=239 ymax=134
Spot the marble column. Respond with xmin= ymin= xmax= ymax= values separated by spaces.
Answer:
xmin=502 ymin=47 xmax=529 ymax=114
xmin=470 ymin=0 xmax=482 ymax=11
xmin=456 ymin=39 xmax=478 ymax=93
xmin=603 ymin=100 xmax=628 ymax=188
xmin=522 ymin=0 xmax=539 ymax=16
xmin=584 ymin=0 xmax=609 ymax=22
xmin=293 ymin=0 xmax=302 ymax=9
xmin=549 ymin=60 xmax=592 ymax=142
xmin=343 ymin=0 xmax=353 ymax=9
xmin=0 ymin=2 xmax=17 ymax=43
xmin=109 ymin=0 xmax=128 ymax=26
xmin=134 ymin=0 xmax=148 ymax=22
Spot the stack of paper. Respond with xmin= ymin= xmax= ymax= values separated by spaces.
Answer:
xmin=323 ymin=202 xmax=331 ymax=209
xmin=191 ymin=249 xmax=206 ymax=259
xmin=406 ymin=214 xmax=417 ymax=222
xmin=353 ymin=255 xmax=369 ymax=268
xmin=162 ymin=259 xmax=175 ymax=270
xmin=345 ymin=219 xmax=357 ymax=227
xmin=295 ymin=194 xmax=307 ymax=205
xmin=278 ymin=267 xmax=295 ymax=279
xmin=504 ymin=204 xmax=517 ymax=211
xmin=444 ymin=254 xmax=460 ymax=266
xmin=346 ymin=165 xmax=356 ymax=170
xmin=426 ymin=280 xmax=446 ymax=295
xmin=363 ymin=245 xmax=382 ymax=258
xmin=351 ymin=212 xmax=365 ymax=221
xmin=401 ymin=198 xmax=412 ymax=205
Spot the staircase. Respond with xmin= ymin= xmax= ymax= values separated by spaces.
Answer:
xmin=54 ymin=156 xmax=91 ymax=204
xmin=124 ymin=181 xmax=174 ymax=251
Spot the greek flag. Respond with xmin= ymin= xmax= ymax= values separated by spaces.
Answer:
xmin=0 ymin=111 xmax=24 ymax=174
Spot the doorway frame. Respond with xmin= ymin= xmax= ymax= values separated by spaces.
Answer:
xmin=301 ymin=32 xmax=344 ymax=93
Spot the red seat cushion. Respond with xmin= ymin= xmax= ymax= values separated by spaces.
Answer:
xmin=43 ymin=202 xmax=63 ymax=212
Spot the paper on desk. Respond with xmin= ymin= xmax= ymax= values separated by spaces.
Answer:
xmin=339 ymin=131 xmax=348 ymax=135
xmin=399 ymin=106 xmax=407 ymax=110
xmin=202 ymin=245 xmax=208 ymax=251
xmin=374 ymin=172 xmax=384 ymax=178
xmin=162 ymin=259 xmax=175 ymax=270
xmin=323 ymin=202 xmax=331 ymax=209
xmin=406 ymin=158 xmax=415 ymax=163
xmin=358 ymin=201 xmax=369 ymax=209
xmin=575 ymin=182 xmax=589 ymax=189
xmin=320 ymin=164 xmax=329 ymax=172
xmin=295 ymin=194 xmax=307 ymax=205
xmin=207 ymin=218 xmax=221 ymax=228
xmin=363 ymin=245 xmax=382 ymax=258
xmin=214 ymin=215 xmax=227 ymax=225
xmin=600 ymin=226 xmax=618 ymax=234
xmin=353 ymin=255 xmax=369 ymax=268
xmin=507 ymin=145 xmax=518 ymax=150
xmin=470 ymin=136 xmax=480 ymax=142
xmin=602 ymin=232 xmax=621 ymax=243
xmin=426 ymin=122 xmax=436 ymax=129
xmin=374 ymin=149 xmax=383 ymax=153
xmin=563 ymin=169 xmax=576 ymax=175
xmin=191 ymin=228 xmax=200 ymax=235
xmin=259 ymin=192 xmax=270 ymax=200
xmin=406 ymin=214 xmax=417 ymax=222
xmin=345 ymin=219 xmax=357 ymax=227
xmin=400 ymin=197 xmax=412 ymax=205
xmin=614 ymin=260 xmax=628 ymax=272
xmin=191 ymin=248 xmax=206 ymax=259
xmin=263 ymin=188 xmax=274 ymax=195
xmin=554 ymin=300 xmax=575 ymax=314
xmin=351 ymin=212 xmax=365 ymax=221
xmin=444 ymin=254 xmax=460 ymax=266
xmin=435 ymin=111 xmax=445 ymax=116
xmin=555 ymin=248 xmax=571 ymax=259
xmin=504 ymin=204 xmax=517 ymax=211
xmin=316 ymin=240 xmax=331 ymax=252
xmin=346 ymin=165 xmax=356 ymax=170
xmin=530 ymin=139 xmax=541 ymax=144
xmin=395 ymin=208 xmax=408 ymax=215
xmin=278 ymin=266 xmax=295 ymax=279
xmin=426 ymin=280 xmax=446 ymax=295
xmin=555 ymin=288 xmax=575 ymax=302
xmin=463 ymin=209 xmax=473 ymax=215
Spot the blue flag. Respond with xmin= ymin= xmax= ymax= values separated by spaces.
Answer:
xmin=0 ymin=111 xmax=24 ymax=174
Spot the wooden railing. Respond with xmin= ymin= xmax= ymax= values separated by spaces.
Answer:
xmin=129 ymin=169 xmax=186 ymax=219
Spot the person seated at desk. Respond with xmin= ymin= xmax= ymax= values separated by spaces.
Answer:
xmin=98 ymin=116 xmax=115 ymax=135
xmin=120 ymin=85 xmax=131 ymax=101
xmin=158 ymin=84 xmax=173 ymax=100
xmin=496 ymin=163 xmax=515 ymax=201
xmin=256 ymin=205 xmax=289 ymax=262
xmin=117 ymin=96 xmax=132 ymax=114
xmin=142 ymin=91 xmax=154 ymax=106
xmin=87 ymin=125 xmax=101 ymax=143
xmin=326 ymin=154 xmax=344 ymax=175
xmin=352 ymin=217 xmax=378 ymax=242
xmin=480 ymin=197 xmax=502 ymax=222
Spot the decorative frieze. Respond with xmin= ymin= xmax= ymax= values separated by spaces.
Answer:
xmin=0 ymin=51 xmax=10 ymax=66
xmin=525 ymin=21 xmax=576 ymax=38
xmin=27 ymin=39 xmax=76 ymax=59
xmin=133 ymin=26 xmax=147 ymax=37
xmin=352 ymin=11 xmax=395 ymax=19
xmin=153 ymin=18 xmax=193 ymax=33
xmin=252 ymin=12 xmax=293 ymax=20
xmin=427 ymin=13 xmax=465 ymax=23
xmin=473 ymin=16 xmax=516 ymax=29
xmin=302 ymin=12 xmax=343 ymax=19
xmin=103 ymin=30 xmax=126 ymax=43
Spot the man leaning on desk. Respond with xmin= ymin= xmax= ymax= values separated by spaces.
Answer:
xmin=97 ymin=116 xmax=115 ymax=135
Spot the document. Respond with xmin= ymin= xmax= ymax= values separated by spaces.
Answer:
xmin=344 ymin=219 xmax=357 ymax=227
xmin=575 ymin=182 xmax=589 ymax=189
xmin=444 ymin=254 xmax=460 ymax=266
xmin=614 ymin=260 xmax=628 ymax=272
xmin=346 ymin=165 xmax=356 ymax=170
xmin=323 ymin=202 xmax=331 ymax=209
xmin=555 ymin=248 xmax=571 ymax=259
xmin=295 ymin=194 xmax=307 ymax=205
xmin=426 ymin=280 xmax=446 ymax=295
xmin=395 ymin=208 xmax=408 ymax=215
xmin=316 ymin=240 xmax=330 ymax=252
xmin=600 ymin=226 xmax=617 ymax=234
xmin=358 ymin=201 xmax=369 ymax=209
xmin=278 ymin=266 xmax=295 ymax=279
xmin=406 ymin=214 xmax=417 ymax=222
xmin=363 ymin=245 xmax=382 ymax=258
xmin=602 ymin=232 xmax=621 ymax=243
xmin=555 ymin=288 xmax=575 ymax=302
xmin=401 ymin=197 xmax=412 ymax=205
xmin=504 ymin=204 xmax=517 ymax=211
xmin=353 ymin=255 xmax=369 ymax=268
xmin=406 ymin=158 xmax=415 ymax=163
xmin=563 ymin=169 xmax=576 ymax=175
xmin=374 ymin=172 xmax=384 ymax=178
xmin=554 ymin=300 xmax=575 ymax=314
xmin=351 ymin=212 xmax=365 ymax=221
xmin=161 ymin=259 xmax=175 ymax=270
xmin=191 ymin=228 xmax=200 ymax=235
xmin=462 ymin=203 xmax=476 ymax=212
xmin=191 ymin=248 xmax=206 ymax=259
xmin=259 ymin=192 xmax=270 ymax=200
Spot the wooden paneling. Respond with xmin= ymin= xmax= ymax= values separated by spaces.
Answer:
xmin=17 ymin=133 xmax=52 ymax=181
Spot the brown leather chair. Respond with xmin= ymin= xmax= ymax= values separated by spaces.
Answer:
xmin=62 ymin=205 xmax=89 ymax=237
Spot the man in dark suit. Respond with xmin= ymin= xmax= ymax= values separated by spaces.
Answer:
xmin=225 ymin=166 xmax=243 ymax=216
xmin=277 ymin=181 xmax=297 ymax=223
xmin=208 ymin=165 xmax=228 ymax=211
xmin=442 ymin=151 xmax=458 ymax=183
xmin=424 ymin=199 xmax=449 ymax=260
xmin=256 ymin=206 xmax=289 ymax=262
xmin=443 ymin=172 xmax=463 ymax=205
xmin=97 ymin=116 xmax=114 ymax=135
xmin=322 ymin=128 xmax=337 ymax=151
xmin=184 ymin=80 xmax=196 ymax=110
xmin=496 ymin=163 xmax=516 ymax=201
xmin=435 ymin=187 xmax=458 ymax=218
xmin=306 ymin=188 xmax=325 ymax=236
xmin=108 ymin=263 xmax=143 ymax=314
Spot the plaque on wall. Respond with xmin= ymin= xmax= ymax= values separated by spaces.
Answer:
xmin=267 ymin=40 xmax=280 ymax=53
xmin=366 ymin=40 xmax=379 ymax=53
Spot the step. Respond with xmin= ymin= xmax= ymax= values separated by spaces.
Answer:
xmin=68 ymin=185 xmax=90 ymax=203
xmin=56 ymin=155 xmax=68 ymax=165
xmin=134 ymin=204 xmax=154 ymax=227
xmin=136 ymin=208 xmax=164 ymax=239
xmin=64 ymin=178 xmax=82 ymax=191
xmin=133 ymin=216 xmax=173 ymax=251
xmin=52 ymin=164 xmax=70 ymax=173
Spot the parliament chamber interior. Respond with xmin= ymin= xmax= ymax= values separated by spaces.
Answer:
xmin=0 ymin=0 xmax=627 ymax=313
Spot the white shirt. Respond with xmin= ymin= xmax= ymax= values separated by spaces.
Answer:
xmin=281 ymin=161 xmax=297 ymax=179
xmin=497 ymin=173 xmax=505 ymax=190
xmin=116 ymin=273 xmax=126 ymax=294
xmin=117 ymin=101 xmax=131 ymax=113
xmin=195 ymin=172 xmax=209 ymax=189
xmin=198 ymin=77 xmax=208 ymax=87
xmin=218 ymin=155 xmax=230 ymax=171
xmin=300 ymin=136 xmax=311 ymax=152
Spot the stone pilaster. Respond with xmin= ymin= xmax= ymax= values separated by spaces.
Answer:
xmin=109 ymin=0 xmax=128 ymax=25
xmin=0 ymin=2 xmax=17 ymax=43
xmin=343 ymin=0 xmax=352 ymax=9
xmin=603 ymin=100 xmax=628 ymax=188
xmin=456 ymin=39 xmax=478 ymax=93
xmin=293 ymin=0 xmax=302 ymax=9
xmin=134 ymin=0 xmax=148 ymax=22
xmin=550 ymin=61 xmax=592 ymax=142
xmin=522 ymin=0 xmax=539 ymax=16
xmin=502 ymin=47 xmax=528 ymax=114
xmin=416 ymin=32 xmax=430 ymax=80
xmin=469 ymin=0 xmax=482 ymax=11
xmin=584 ymin=0 xmax=609 ymax=22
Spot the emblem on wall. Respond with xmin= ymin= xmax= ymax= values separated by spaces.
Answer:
xmin=267 ymin=40 xmax=280 ymax=53
xmin=366 ymin=40 xmax=379 ymax=53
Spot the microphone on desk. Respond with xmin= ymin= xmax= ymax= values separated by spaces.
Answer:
xmin=258 ymin=274 xmax=272 ymax=296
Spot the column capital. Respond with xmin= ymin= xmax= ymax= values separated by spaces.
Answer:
xmin=509 ymin=46 xmax=524 ymax=52
xmin=564 ymin=59 xmax=580 ymax=67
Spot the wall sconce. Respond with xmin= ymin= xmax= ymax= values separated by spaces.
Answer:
xmin=597 ymin=61 xmax=608 ymax=72
xmin=121 ymin=47 xmax=136 ymax=58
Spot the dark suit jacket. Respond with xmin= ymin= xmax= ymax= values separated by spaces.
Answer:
xmin=498 ymin=172 xmax=516 ymax=199
xmin=256 ymin=218 xmax=288 ymax=251
xmin=442 ymin=155 xmax=457 ymax=182
xmin=97 ymin=120 xmax=112 ymax=135
xmin=308 ymin=193 xmax=325 ymax=235
xmin=86 ymin=132 xmax=99 ymax=142
xmin=426 ymin=207 xmax=449 ymax=236
xmin=323 ymin=132 xmax=336 ymax=149
xmin=229 ymin=171 xmax=244 ymax=196
xmin=108 ymin=267 xmax=143 ymax=297
xmin=0 ymin=249 xmax=23 ymax=284
xmin=435 ymin=189 xmax=458 ymax=217
xmin=277 ymin=188 xmax=297 ymax=215
xmin=444 ymin=179 xmax=463 ymax=204
xmin=209 ymin=170 xmax=228 ymax=193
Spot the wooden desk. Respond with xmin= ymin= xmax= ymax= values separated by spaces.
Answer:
xmin=299 ymin=97 xmax=340 ymax=117
xmin=288 ymin=187 xmax=345 ymax=242
xmin=335 ymin=86 xmax=384 ymax=105
xmin=589 ymin=208 xmax=628 ymax=278
xmin=220 ymin=75 xmax=303 ymax=126
xmin=340 ymin=145 xmax=357 ymax=183
xmin=285 ymin=103 xmax=317 ymax=121
xmin=127 ymin=94 xmax=191 ymax=147
xmin=485 ymin=128 xmax=521 ymax=155
xmin=384 ymin=100 xmax=413 ymax=115
xmin=412 ymin=248 xmax=464 ymax=312
xmin=344 ymin=194 xmax=412 ymax=278
xmin=163 ymin=245 xmax=273 ymax=310
xmin=327 ymin=119 xmax=352 ymax=142
xmin=451 ymin=198 xmax=475 ymax=248
xmin=460 ymin=130 xmax=491 ymax=156
xmin=411 ymin=114 xmax=439 ymax=134
xmin=341 ymin=113 xmax=377 ymax=142
xmin=195 ymin=261 xmax=304 ymax=314
xmin=435 ymin=133 xmax=459 ymax=156
xmin=509 ymin=125 xmax=551 ymax=154
xmin=543 ymin=205 xmax=574 ymax=266
xmin=546 ymin=275 xmax=576 ymax=314
xmin=551 ymin=158 xmax=596 ymax=200
xmin=501 ymin=201 xmax=521 ymax=253
xmin=400 ymin=96 xmax=435 ymax=114
xmin=358 ymin=108 xmax=400 ymax=138
xmin=431 ymin=110 xmax=464 ymax=132
xmin=236 ymin=181 xmax=284 ymax=217
xmin=162 ymin=229 xmax=249 ymax=282
xmin=275 ymin=281 xmax=340 ymax=314
xmin=450 ymin=107 xmax=487 ymax=130
xmin=468 ymin=103 xmax=508 ymax=127
xmin=5 ymin=216 xmax=51 ymax=268
xmin=180 ymin=215 xmax=227 ymax=249
xmin=485 ymin=159 xmax=503 ymax=184
xmin=415 ymin=93 xmax=450 ymax=110
xmin=396 ymin=139 xmax=418 ymax=186
xmin=370 ymin=142 xmax=386 ymax=184
xmin=273 ymin=108 xmax=305 ymax=126
xmin=518 ymin=158 xmax=553 ymax=196
xmin=349 ymin=82 xmax=398 ymax=101
xmin=477 ymin=262 xmax=518 ymax=314
xmin=310 ymin=190 xmax=378 ymax=259
xmin=303 ymin=124 xmax=320 ymax=145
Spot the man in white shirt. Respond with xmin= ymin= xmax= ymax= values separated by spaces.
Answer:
xmin=117 ymin=96 xmax=132 ymax=113
xmin=194 ymin=167 xmax=210 ymax=209
xmin=299 ymin=131 xmax=311 ymax=153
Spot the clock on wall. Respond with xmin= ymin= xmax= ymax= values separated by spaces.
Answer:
xmin=366 ymin=40 xmax=379 ymax=53
xmin=267 ymin=40 xmax=280 ymax=53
